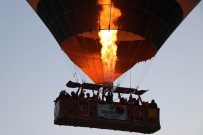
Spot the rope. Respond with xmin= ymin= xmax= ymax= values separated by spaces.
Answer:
xmin=76 ymin=66 xmax=86 ymax=83
xmin=64 ymin=56 xmax=77 ymax=82
xmin=73 ymin=64 xmax=78 ymax=82
xmin=40 ymin=1 xmax=76 ymax=83
xmin=134 ymin=59 xmax=154 ymax=88
xmin=120 ymin=0 xmax=161 ymax=87
xmin=131 ymin=0 xmax=180 ymax=87
xmin=117 ymin=71 xmax=128 ymax=87
xmin=108 ymin=1 xmax=113 ymax=30
xmin=130 ymin=69 xmax=131 ymax=88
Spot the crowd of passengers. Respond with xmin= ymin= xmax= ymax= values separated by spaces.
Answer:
xmin=55 ymin=88 xmax=157 ymax=108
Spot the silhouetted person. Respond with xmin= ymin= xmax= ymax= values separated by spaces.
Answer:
xmin=79 ymin=90 xmax=85 ymax=99
xmin=71 ymin=91 xmax=78 ymax=99
xmin=143 ymin=101 xmax=149 ymax=107
xmin=71 ymin=87 xmax=80 ymax=99
xmin=118 ymin=92 xmax=126 ymax=104
xmin=118 ymin=92 xmax=123 ymax=103
xmin=150 ymin=99 xmax=157 ymax=108
xmin=59 ymin=90 xmax=68 ymax=97
xmin=128 ymin=94 xmax=133 ymax=103
xmin=54 ymin=90 xmax=70 ymax=102
xmin=133 ymin=98 xmax=139 ymax=106
xmin=105 ymin=91 xmax=113 ymax=103
xmin=91 ymin=90 xmax=100 ymax=100
xmin=86 ymin=93 xmax=91 ymax=100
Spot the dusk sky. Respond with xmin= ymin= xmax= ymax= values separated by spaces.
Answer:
xmin=0 ymin=1 xmax=203 ymax=135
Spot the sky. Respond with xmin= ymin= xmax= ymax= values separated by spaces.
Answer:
xmin=0 ymin=0 xmax=203 ymax=135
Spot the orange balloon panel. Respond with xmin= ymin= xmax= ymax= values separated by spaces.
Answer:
xmin=61 ymin=34 xmax=156 ymax=84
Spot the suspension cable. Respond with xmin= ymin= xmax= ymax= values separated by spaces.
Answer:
xmin=117 ymin=71 xmax=128 ymax=87
xmin=130 ymin=69 xmax=132 ymax=88
xmin=64 ymin=55 xmax=78 ymax=82
xmin=75 ymin=66 xmax=86 ymax=83
xmin=133 ymin=57 xmax=155 ymax=88
xmin=137 ymin=62 xmax=150 ymax=85
xmin=109 ymin=1 xmax=112 ymax=30
xmin=73 ymin=64 xmax=78 ymax=82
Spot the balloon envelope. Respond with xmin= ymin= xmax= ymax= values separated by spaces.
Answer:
xmin=27 ymin=0 xmax=200 ymax=84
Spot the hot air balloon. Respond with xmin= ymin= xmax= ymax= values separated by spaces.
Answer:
xmin=27 ymin=0 xmax=200 ymax=134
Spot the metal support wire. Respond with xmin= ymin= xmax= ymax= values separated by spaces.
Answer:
xmin=124 ymin=0 xmax=160 ymax=87
xmin=116 ymin=71 xmax=128 ymax=87
xmin=76 ymin=66 xmax=86 ymax=83
xmin=64 ymin=55 xmax=78 ymax=82
xmin=130 ymin=1 xmax=180 ymax=88
xmin=108 ymin=1 xmax=113 ymax=30
xmin=132 ymin=58 xmax=155 ymax=88
xmin=130 ymin=69 xmax=131 ymax=88
xmin=73 ymin=64 xmax=78 ymax=82
xmin=137 ymin=60 xmax=152 ymax=86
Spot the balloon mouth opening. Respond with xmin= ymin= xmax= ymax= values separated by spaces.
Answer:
xmin=61 ymin=30 xmax=157 ymax=84
xmin=78 ymin=30 xmax=146 ymax=42
xmin=77 ymin=30 xmax=148 ymax=83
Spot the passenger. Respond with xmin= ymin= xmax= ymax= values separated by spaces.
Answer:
xmin=71 ymin=91 xmax=78 ymax=99
xmin=120 ymin=97 xmax=126 ymax=104
xmin=133 ymin=98 xmax=139 ymax=106
xmin=79 ymin=90 xmax=85 ymax=99
xmin=101 ymin=92 xmax=104 ymax=101
xmin=71 ymin=91 xmax=75 ymax=97
xmin=97 ymin=95 xmax=101 ymax=101
xmin=150 ymin=99 xmax=157 ymax=108
xmin=91 ymin=90 xmax=96 ymax=99
xmin=91 ymin=90 xmax=99 ymax=100
xmin=143 ymin=101 xmax=149 ymax=107
xmin=86 ymin=93 xmax=91 ymax=100
xmin=76 ymin=87 xmax=80 ymax=96
xmin=118 ymin=92 xmax=122 ymax=102
xmin=105 ymin=91 xmax=113 ymax=103
xmin=102 ymin=89 xmax=106 ymax=101
xmin=96 ymin=91 xmax=101 ymax=101
xmin=118 ymin=92 xmax=126 ymax=104
xmin=128 ymin=94 xmax=133 ymax=104
xmin=124 ymin=98 xmax=128 ymax=104
xmin=54 ymin=90 xmax=70 ymax=102
xmin=65 ymin=92 xmax=71 ymax=98
xmin=128 ymin=97 xmax=135 ymax=105
xmin=59 ymin=90 xmax=69 ymax=97
xmin=96 ymin=91 xmax=100 ymax=100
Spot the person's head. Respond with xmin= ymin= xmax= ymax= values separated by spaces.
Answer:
xmin=151 ymin=99 xmax=155 ymax=103
xmin=71 ymin=91 xmax=75 ymax=96
xmin=86 ymin=93 xmax=90 ymax=98
xmin=60 ymin=90 xmax=66 ymax=95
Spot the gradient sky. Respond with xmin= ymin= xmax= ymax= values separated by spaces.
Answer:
xmin=0 ymin=1 xmax=203 ymax=135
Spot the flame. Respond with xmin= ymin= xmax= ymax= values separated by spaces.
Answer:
xmin=98 ymin=0 xmax=121 ymax=83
